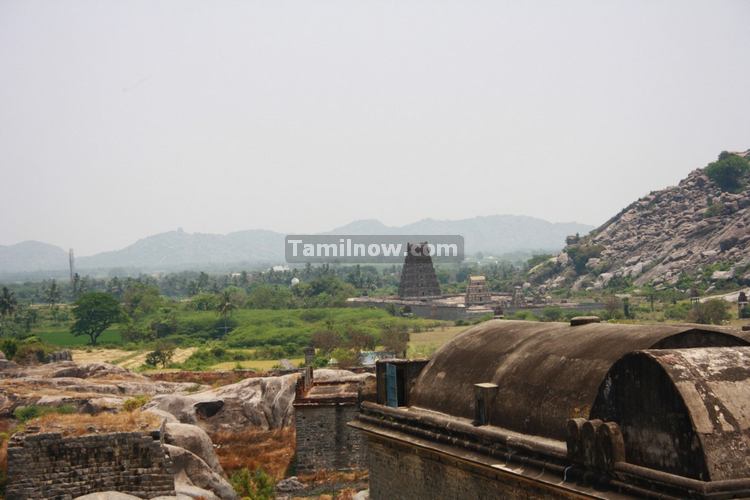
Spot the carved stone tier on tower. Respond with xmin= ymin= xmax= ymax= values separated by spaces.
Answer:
xmin=398 ymin=242 xmax=441 ymax=299
xmin=465 ymin=275 xmax=490 ymax=305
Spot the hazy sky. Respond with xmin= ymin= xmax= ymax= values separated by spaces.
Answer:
xmin=1 ymin=1 xmax=749 ymax=256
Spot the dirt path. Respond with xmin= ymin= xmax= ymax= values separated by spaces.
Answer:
xmin=70 ymin=347 xmax=197 ymax=370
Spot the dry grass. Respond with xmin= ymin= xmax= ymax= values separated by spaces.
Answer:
xmin=291 ymin=471 xmax=369 ymax=499
xmin=31 ymin=410 xmax=161 ymax=437
xmin=210 ymin=358 xmax=304 ymax=371
xmin=147 ymin=370 xmax=259 ymax=386
xmin=70 ymin=347 xmax=197 ymax=370
xmin=0 ymin=418 xmax=12 ymax=476
xmin=408 ymin=325 xmax=467 ymax=356
xmin=210 ymin=427 xmax=295 ymax=480
xmin=297 ymin=470 xmax=368 ymax=486
xmin=70 ymin=348 xmax=135 ymax=364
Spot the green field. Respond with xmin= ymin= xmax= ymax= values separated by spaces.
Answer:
xmin=35 ymin=324 xmax=125 ymax=346
xmin=27 ymin=307 xmax=446 ymax=350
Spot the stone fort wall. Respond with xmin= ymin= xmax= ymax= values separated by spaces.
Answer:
xmin=6 ymin=431 xmax=175 ymax=500
xmin=295 ymin=404 xmax=367 ymax=473
xmin=367 ymin=437 xmax=578 ymax=500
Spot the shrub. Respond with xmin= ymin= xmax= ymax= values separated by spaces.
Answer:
xmin=566 ymin=244 xmax=604 ymax=274
xmin=705 ymin=152 xmax=750 ymax=193
xmin=511 ymin=310 xmax=537 ymax=321
xmin=1 ymin=339 xmax=17 ymax=360
xmin=230 ymin=467 xmax=275 ymax=500
xmin=122 ymin=395 xmax=151 ymax=412
xmin=13 ymin=404 xmax=75 ymax=423
xmin=299 ymin=309 xmax=327 ymax=322
xmin=330 ymin=347 xmax=359 ymax=367
xmin=310 ymin=330 xmax=343 ymax=354
xmin=688 ymin=299 xmax=731 ymax=325
xmin=705 ymin=199 xmax=724 ymax=218
xmin=664 ymin=302 xmax=691 ymax=321
xmin=602 ymin=295 xmax=624 ymax=320
xmin=380 ymin=328 xmax=409 ymax=355
xmin=144 ymin=342 xmax=176 ymax=368
xmin=14 ymin=341 xmax=52 ymax=364
xmin=540 ymin=307 xmax=563 ymax=322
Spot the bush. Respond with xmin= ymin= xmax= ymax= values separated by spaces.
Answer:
xmin=144 ymin=342 xmax=176 ymax=368
xmin=310 ymin=330 xmax=343 ymax=354
xmin=380 ymin=327 xmax=409 ymax=355
xmin=705 ymin=152 xmax=750 ymax=193
xmin=511 ymin=310 xmax=537 ymax=321
xmin=1 ymin=339 xmax=18 ymax=360
xmin=602 ymin=295 xmax=624 ymax=320
xmin=14 ymin=341 xmax=52 ymax=364
xmin=566 ymin=244 xmax=604 ymax=274
xmin=189 ymin=293 xmax=220 ymax=311
xmin=13 ymin=404 xmax=76 ymax=423
xmin=705 ymin=199 xmax=724 ymax=217
xmin=540 ymin=307 xmax=563 ymax=322
xmin=688 ymin=299 xmax=731 ymax=325
xmin=230 ymin=467 xmax=275 ymax=500
xmin=298 ymin=309 xmax=327 ymax=322
xmin=123 ymin=395 xmax=151 ymax=412
xmin=330 ymin=347 xmax=359 ymax=367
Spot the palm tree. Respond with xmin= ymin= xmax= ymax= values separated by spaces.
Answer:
xmin=0 ymin=287 xmax=18 ymax=318
xmin=216 ymin=290 xmax=237 ymax=336
xmin=45 ymin=280 xmax=61 ymax=308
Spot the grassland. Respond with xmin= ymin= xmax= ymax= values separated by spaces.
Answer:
xmin=209 ymin=358 xmax=305 ymax=371
xmin=20 ymin=306 xmax=450 ymax=372
xmin=407 ymin=325 xmax=468 ymax=357
xmin=29 ymin=307 xmax=444 ymax=349
xmin=62 ymin=322 xmax=467 ymax=372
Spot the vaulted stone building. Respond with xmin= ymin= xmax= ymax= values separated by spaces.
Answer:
xmin=351 ymin=319 xmax=750 ymax=499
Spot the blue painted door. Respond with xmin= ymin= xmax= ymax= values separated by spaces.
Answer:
xmin=386 ymin=363 xmax=398 ymax=407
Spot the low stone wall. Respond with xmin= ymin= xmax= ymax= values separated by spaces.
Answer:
xmin=295 ymin=404 xmax=367 ymax=473
xmin=6 ymin=431 xmax=175 ymax=500
xmin=367 ymin=437 xmax=575 ymax=500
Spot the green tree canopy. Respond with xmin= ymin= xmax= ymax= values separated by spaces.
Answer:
xmin=122 ymin=282 xmax=163 ymax=319
xmin=705 ymin=152 xmax=750 ymax=193
xmin=0 ymin=287 xmax=18 ymax=318
xmin=70 ymin=292 xmax=125 ymax=345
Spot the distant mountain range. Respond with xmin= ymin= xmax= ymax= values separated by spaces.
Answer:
xmin=326 ymin=216 xmax=592 ymax=255
xmin=0 ymin=215 xmax=593 ymax=276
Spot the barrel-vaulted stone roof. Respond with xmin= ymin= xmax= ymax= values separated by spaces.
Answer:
xmin=409 ymin=319 xmax=749 ymax=442
xmin=591 ymin=347 xmax=750 ymax=481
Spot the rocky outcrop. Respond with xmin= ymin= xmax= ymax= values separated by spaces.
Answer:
xmin=145 ymin=369 xmax=372 ymax=434
xmin=0 ymin=362 xmax=207 ymax=417
xmin=145 ymin=373 xmax=299 ymax=433
xmin=165 ymin=444 xmax=237 ymax=500
xmin=164 ymin=423 xmax=224 ymax=475
xmin=541 ymin=150 xmax=750 ymax=291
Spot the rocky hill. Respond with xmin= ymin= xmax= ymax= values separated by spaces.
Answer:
xmin=0 ymin=240 xmax=68 ymax=273
xmin=534 ymin=150 xmax=750 ymax=292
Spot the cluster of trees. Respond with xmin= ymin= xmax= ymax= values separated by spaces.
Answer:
xmin=0 ymin=287 xmax=42 ymax=338
xmin=309 ymin=322 xmax=410 ymax=367
xmin=4 ymin=265 xmax=399 ymax=304
xmin=3 ymin=258 xmax=534 ymax=308
xmin=705 ymin=151 xmax=750 ymax=193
